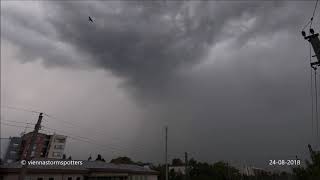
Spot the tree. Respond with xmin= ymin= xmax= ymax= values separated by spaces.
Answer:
xmin=110 ymin=156 xmax=134 ymax=164
xmin=188 ymin=159 xmax=240 ymax=180
xmin=293 ymin=144 xmax=320 ymax=179
xmin=169 ymin=168 xmax=183 ymax=180
xmin=96 ymin=154 xmax=104 ymax=161
xmin=172 ymin=158 xmax=184 ymax=166
xmin=67 ymin=156 xmax=72 ymax=160
xmin=62 ymin=154 xmax=66 ymax=160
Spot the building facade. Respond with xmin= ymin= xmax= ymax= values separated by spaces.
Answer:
xmin=46 ymin=134 xmax=67 ymax=159
xmin=3 ymin=132 xmax=67 ymax=163
xmin=3 ymin=137 xmax=22 ymax=163
xmin=20 ymin=132 xmax=51 ymax=159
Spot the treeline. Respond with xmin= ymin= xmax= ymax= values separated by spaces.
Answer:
xmin=153 ymin=159 xmax=242 ymax=180
xmin=64 ymin=144 xmax=319 ymax=180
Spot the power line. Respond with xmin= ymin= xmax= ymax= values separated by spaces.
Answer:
xmin=42 ymin=127 xmax=140 ymax=157
xmin=2 ymin=105 xmax=133 ymax=146
xmin=315 ymin=70 xmax=319 ymax=138
xmin=311 ymin=0 xmax=319 ymax=24
xmin=2 ymin=119 xmax=36 ymax=126
xmin=41 ymin=125 xmax=155 ymax=156
xmin=1 ymin=122 xmax=28 ymax=129
xmin=302 ymin=0 xmax=319 ymax=31
xmin=310 ymin=44 xmax=315 ymax=139
xmin=42 ymin=121 xmax=159 ymax=154
xmin=42 ymin=126 xmax=95 ymax=143
xmin=1 ymin=106 xmax=41 ymax=114
xmin=1 ymin=106 xmax=161 ymax=157
xmin=2 ymin=105 xmax=160 ymax=154
xmin=42 ymin=115 xmax=148 ymax=150
xmin=310 ymin=0 xmax=319 ymax=28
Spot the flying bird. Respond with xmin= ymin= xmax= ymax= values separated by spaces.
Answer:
xmin=89 ymin=16 xmax=94 ymax=23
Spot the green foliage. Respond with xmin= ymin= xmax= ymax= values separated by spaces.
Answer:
xmin=172 ymin=158 xmax=184 ymax=166
xmin=110 ymin=156 xmax=134 ymax=164
xmin=188 ymin=159 xmax=240 ymax=180
xmin=293 ymin=144 xmax=320 ymax=180
xmin=170 ymin=168 xmax=183 ymax=180
xmin=94 ymin=154 xmax=106 ymax=162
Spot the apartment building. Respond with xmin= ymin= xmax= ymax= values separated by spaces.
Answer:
xmin=3 ymin=132 xmax=67 ymax=163
xmin=46 ymin=134 xmax=67 ymax=159
xmin=20 ymin=132 xmax=51 ymax=159
xmin=3 ymin=137 xmax=22 ymax=163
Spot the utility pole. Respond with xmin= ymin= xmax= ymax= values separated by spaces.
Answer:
xmin=302 ymin=28 xmax=320 ymax=144
xmin=226 ymin=162 xmax=229 ymax=180
xmin=184 ymin=152 xmax=188 ymax=180
xmin=19 ymin=112 xmax=43 ymax=180
xmin=165 ymin=126 xmax=168 ymax=180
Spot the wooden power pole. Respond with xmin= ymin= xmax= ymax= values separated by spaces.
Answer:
xmin=302 ymin=28 xmax=320 ymax=142
xmin=19 ymin=112 xmax=43 ymax=180
xmin=185 ymin=152 xmax=188 ymax=180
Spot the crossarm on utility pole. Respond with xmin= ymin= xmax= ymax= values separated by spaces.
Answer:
xmin=304 ymin=32 xmax=320 ymax=68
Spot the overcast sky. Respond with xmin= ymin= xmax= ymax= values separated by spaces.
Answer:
xmin=1 ymin=0 xmax=320 ymax=169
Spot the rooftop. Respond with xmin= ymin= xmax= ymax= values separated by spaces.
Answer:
xmin=0 ymin=160 xmax=158 ymax=175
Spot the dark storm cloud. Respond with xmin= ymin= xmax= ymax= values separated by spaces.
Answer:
xmin=1 ymin=1 xmax=296 ymax=99
xmin=2 ymin=0 xmax=319 ymax=166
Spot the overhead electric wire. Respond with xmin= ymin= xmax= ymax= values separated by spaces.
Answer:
xmin=41 ymin=125 xmax=154 ymax=156
xmin=302 ymin=19 xmax=312 ymax=31
xmin=310 ymin=45 xmax=315 ymax=138
xmin=42 ymin=126 xmax=96 ymax=143
xmin=315 ymin=70 xmax=319 ymax=138
xmin=42 ymin=119 xmax=148 ymax=152
xmin=2 ymin=105 xmax=149 ymax=152
xmin=42 ymin=115 xmax=146 ymax=150
xmin=2 ymin=105 xmax=132 ymax=147
xmin=1 ymin=122 xmax=29 ymax=129
xmin=302 ymin=0 xmax=319 ymax=31
xmin=41 ymin=126 xmax=120 ymax=155
xmin=1 ymin=106 xmax=41 ymax=114
xmin=1 ymin=119 xmax=35 ymax=126
xmin=310 ymin=0 xmax=319 ymax=28
xmin=1 ymin=105 xmax=161 ymax=157
xmin=43 ymin=126 xmax=158 ymax=158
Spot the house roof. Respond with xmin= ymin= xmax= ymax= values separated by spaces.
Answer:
xmin=0 ymin=160 xmax=158 ymax=175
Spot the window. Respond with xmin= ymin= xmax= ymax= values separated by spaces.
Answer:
xmin=54 ymin=145 xmax=64 ymax=149
xmin=55 ymin=138 xmax=65 ymax=143
xmin=52 ymin=152 xmax=62 ymax=157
